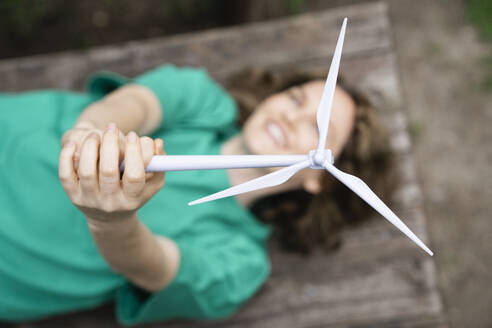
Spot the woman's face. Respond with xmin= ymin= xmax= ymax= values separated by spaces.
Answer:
xmin=243 ymin=80 xmax=356 ymax=157
xmin=242 ymin=80 xmax=356 ymax=193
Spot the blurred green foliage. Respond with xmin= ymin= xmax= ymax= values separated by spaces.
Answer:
xmin=288 ymin=0 xmax=305 ymax=14
xmin=0 ymin=0 xmax=63 ymax=43
xmin=0 ymin=0 xmax=309 ymax=58
xmin=467 ymin=0 xmax=492 ymax=41
xmin=408 ymin=119 xmax=425 ymax=144
xmin=0 ymin=0 xmax=224 ymax=43
xmin=0 ymin=0 xmax=237 ymax=57
xmin=467 ymin=0 xmax=492 ymax=89
xmin=482 ymin=56 xmax=492 ymax=90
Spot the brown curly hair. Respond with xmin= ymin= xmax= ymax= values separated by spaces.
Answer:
xmin=225 ymin=67 xmax=394 ymax=254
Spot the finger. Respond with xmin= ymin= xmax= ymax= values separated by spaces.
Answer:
xmin=61 ymin=130 xmax=72 ymax=147
xmin=145 ymin=138 xmax=166 ymax=194
xmin=140 ymin=136 xmax=154 ymax=167
xmin=73 ymin=129 xmax=95 ymax=172
xmin=78 ymin=132 xmax=100 ymax=194
xmin=141 ymin=174 xmax=166 ymax=202
xmin=156 ymin=138 xmax=165 ymax=156
xmin=74 ymin=121 xmax=97 ymax=130
xmin=66 ymin=130 xmax=86 ymax=171
xmin=99 ymin=123 xmax=121 ymax=195
xmin=122 ymin=131 xmax=145 ymax=197
xmin=140 ymin=136 xmax=155 ymax=180
xmin=59 ymin=141 xmax=79 ymax=194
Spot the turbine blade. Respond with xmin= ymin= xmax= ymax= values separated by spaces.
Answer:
xmin=189 ymin=160 xmax=310 ymax=206
xmin=324 ymin=162 xmax=433 ymax=256
xmin=317 ymin=17 xmax=347 ymax=152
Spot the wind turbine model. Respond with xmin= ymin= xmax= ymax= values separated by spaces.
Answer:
xmin=121 ymin=18 xmax=433 ymax=256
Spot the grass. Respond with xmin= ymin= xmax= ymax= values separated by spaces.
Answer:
xmin=467 ymin=0 xmax=492 ymax=41
xmin=467 ymin=0 xmax=492 ymax=89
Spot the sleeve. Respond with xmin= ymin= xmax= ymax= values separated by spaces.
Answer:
xmin=87 ymin=65 xmax=238 ymax=132
xmin=134 ymin=65 xmax=237 ymax=131
xmin=115 ymin=222 xmax=270 ymax=326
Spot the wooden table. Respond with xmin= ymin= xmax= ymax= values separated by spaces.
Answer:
xmin=0 ymin=2 xmax=447 ymax=327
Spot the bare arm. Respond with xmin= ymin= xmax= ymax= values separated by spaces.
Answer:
xmin=59 ymin=124 xmax=179 ymax=292
xmin=75 ymin=84 xmax=162 ymax=135
xmin=87 ymin=212 xmax=179 ymax=292
xmin=62 ymin=84 xmax=162 ymax=179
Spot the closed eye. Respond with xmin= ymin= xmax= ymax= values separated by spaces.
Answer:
xmin=290 ymin=87 xmax=306 ymax=106
xmin=288 ymin=90 xmax=302 ymax=107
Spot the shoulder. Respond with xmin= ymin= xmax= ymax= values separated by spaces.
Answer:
xmin=134 ymin=65 xmax=237 ymax=130
xmin=134 ymin=65 xmax=228 ymax=100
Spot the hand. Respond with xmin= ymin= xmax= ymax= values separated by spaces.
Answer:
xmin=61 ymin=121 xmax=126 ymax=171
xmin=59 ymin=123 xmax=165 ymax=221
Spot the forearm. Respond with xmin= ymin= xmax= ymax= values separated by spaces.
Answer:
xmin=86 ymin=213 xmax=179 ymax=292
xmin=76 ymin=84 xmax=162 ymax=135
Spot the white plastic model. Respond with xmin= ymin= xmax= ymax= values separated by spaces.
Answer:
xmin=121 ymin=18 xmax=433 ymax=256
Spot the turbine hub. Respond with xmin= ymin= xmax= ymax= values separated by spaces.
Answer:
xmin=309 ymin=149 xmax=333 ymax=169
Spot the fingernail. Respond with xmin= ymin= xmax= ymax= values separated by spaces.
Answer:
xmin=65 ymin=141 xmax=74 ymax=147
xmin=89 ymin=132 xmax=99 ymax=139
xmin=128 ymin=131 xmax=137 ymax=142
xmin=107 ymin=123 xmax=116 ymax=132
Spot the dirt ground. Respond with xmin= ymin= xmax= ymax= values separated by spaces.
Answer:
xmin=386 ymin=0 xmax=492 ymax=327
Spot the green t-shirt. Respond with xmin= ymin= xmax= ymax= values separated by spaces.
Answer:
xmin=0 ymin=65 xmax=271 ymax=325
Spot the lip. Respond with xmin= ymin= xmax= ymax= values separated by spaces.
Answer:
xmin=264 ymin=120 xmax=287 ymax=148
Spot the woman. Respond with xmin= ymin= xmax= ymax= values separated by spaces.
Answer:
xmin=0 ymin=65 xmax=390 ymax=325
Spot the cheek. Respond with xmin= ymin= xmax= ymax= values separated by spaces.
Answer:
xmin=294 ymin=124 xmax=319 ymax=152
xmin=244 ymin=103 xmax=270 ymax=130
xmin=242 ymin=112 xmax=269 ymax=154
xmin=243 ymin=110 xmax=264 ymax=142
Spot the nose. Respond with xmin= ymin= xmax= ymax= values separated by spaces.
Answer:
xmin=282 ymin=107 xmax=318 ymax=149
